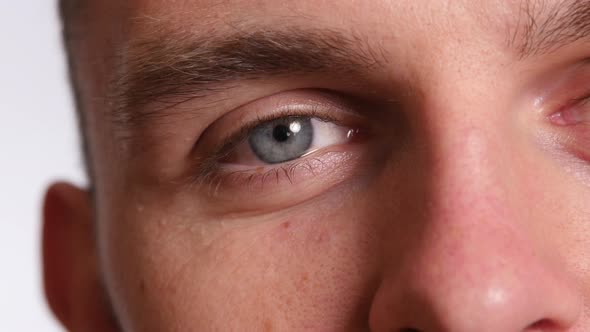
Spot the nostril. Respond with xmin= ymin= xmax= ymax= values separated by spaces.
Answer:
xmin=399 ymin=328 xmax=422 ymax=332
xmin=527 ymin=318 xmax=559 ymax=331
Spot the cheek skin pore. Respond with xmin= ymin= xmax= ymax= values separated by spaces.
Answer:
xmin=102 ymin=190 xmax=380 ymax=331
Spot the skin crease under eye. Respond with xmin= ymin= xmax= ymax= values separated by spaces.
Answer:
xmin=194 ymin=148 xmax=366 ymax=215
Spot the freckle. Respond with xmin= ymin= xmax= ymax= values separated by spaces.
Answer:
xmin=296 ymin=272 xmax=310 ymax=290
xmin=301 ymin=272 xmax=309 ymax=282
xmin=256 ymin=167 xmax=265 ymax=173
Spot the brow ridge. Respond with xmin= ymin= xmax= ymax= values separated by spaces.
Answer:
xmin=111 ymin=26 xmax=387 ymax=127
xmin=514 ymin=0 xmax=590 ymax=59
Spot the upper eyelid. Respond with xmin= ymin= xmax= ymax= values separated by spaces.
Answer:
xmin=552 ymin=86 xmax=590 ymax=115
xmin=576 ymin=95 xmax=590 ymax=106
xmin=193 ymin=89 xmax=365 ymax=152
xmin=528 ymin=61 xmax=590 ymax=116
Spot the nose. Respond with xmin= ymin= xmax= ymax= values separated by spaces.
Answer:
xmin=368 ymin=128 xmax=582 ymax=332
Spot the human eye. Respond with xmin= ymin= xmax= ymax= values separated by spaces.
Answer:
xmin=223 ymin=116 xmax=356 ymax=166
xmin=191 ymin=90 xmax=371 ymax=206
xmin=550 ymin=95 xmax=590 ymax=126
xmin=543 ymin=66 xmax=590 ymax=163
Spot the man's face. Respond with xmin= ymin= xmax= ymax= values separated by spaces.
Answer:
xmin=45 ymin=0 xmax=590 ymax=331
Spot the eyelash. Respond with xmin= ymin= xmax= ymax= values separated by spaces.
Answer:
xmin=189 ymin=104 xmax=356 ymax=191
xmin=202 ymin=158 xmax=323 ymax=194
xmin=568 ymin=93 xmax=590 ymax=108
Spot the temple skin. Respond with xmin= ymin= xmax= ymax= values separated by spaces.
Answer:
xmin=43 ymin=0 xmax=590 ymax=331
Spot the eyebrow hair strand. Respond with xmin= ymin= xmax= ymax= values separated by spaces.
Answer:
xmin=110 ymin=26 xmax=387 ymax=127
xmin=514 ymin=0 xmax=590 ymax=59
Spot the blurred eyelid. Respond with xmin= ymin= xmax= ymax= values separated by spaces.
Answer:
xmin=550 ymin=94 xmax=590 ymax=126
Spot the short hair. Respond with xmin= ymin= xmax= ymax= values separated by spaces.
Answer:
xmin=58 ymin=0 xmax=94 ymax=182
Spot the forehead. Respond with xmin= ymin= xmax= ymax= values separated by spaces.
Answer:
xmin=123 ymin=0 xmax=516 ymax=40
xmin=129 ymin=0 xmax=514 ymax=21
xmin=90 ymin=0 xmax=586 ymax=68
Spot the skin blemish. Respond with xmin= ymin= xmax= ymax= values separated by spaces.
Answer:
xmin=314 ymin=229 xmax=330 ymax=243
xmin=274 ymin=220 xmax=293 ymax=242
xmin=295 ymin=272 xmax=311 ymax=292
xmin=301 ymin=272 xmax=309 ymax=283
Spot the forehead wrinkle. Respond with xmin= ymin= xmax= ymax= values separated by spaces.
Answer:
xmin=512 ymin=0 xmax=590 ymax=59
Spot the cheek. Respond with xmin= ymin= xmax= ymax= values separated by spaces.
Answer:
xmin=517 ymin=145 xmax=590 ymax=297
xmin=102 ymin=198 xmax=381 ymax=331
xmin=536 ymin=175 xmax=590 ymax=296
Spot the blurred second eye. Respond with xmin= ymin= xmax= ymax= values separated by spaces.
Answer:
xmin=224 ymin=116 xmax=355 ymax=166
xmin=550 ymin=97 xmax=590 ymax=126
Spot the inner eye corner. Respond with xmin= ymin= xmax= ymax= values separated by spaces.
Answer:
xmin=548 ymin=100 xmax=590 ymax=126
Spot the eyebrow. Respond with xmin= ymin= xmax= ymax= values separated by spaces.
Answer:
xmin=513 ymin=0 xmax=590 ymax=59
xmin=111 ymin=1 xmax=590 ymax=127
xmin=111 ymin=27 xmax=387 ymax=127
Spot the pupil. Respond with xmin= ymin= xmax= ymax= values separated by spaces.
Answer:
xmin=273 ymin=124 xmax=292 ymax=142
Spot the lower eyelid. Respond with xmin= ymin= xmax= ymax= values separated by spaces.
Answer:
xmin=204 ymin=147 xmax=359 ymax=196
xmin=218 ymin=145 xmax=344 ymax=174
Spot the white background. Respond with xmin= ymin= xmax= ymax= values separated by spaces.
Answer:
xmin=1 ymin=1 xmax=85 ymax=331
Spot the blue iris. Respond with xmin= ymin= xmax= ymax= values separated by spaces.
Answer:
xmin=248 ymin=117 xmax=313 ymax=164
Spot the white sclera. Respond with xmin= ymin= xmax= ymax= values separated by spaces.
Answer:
xmin=308 ymin=119 xmax=351 ymax=152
